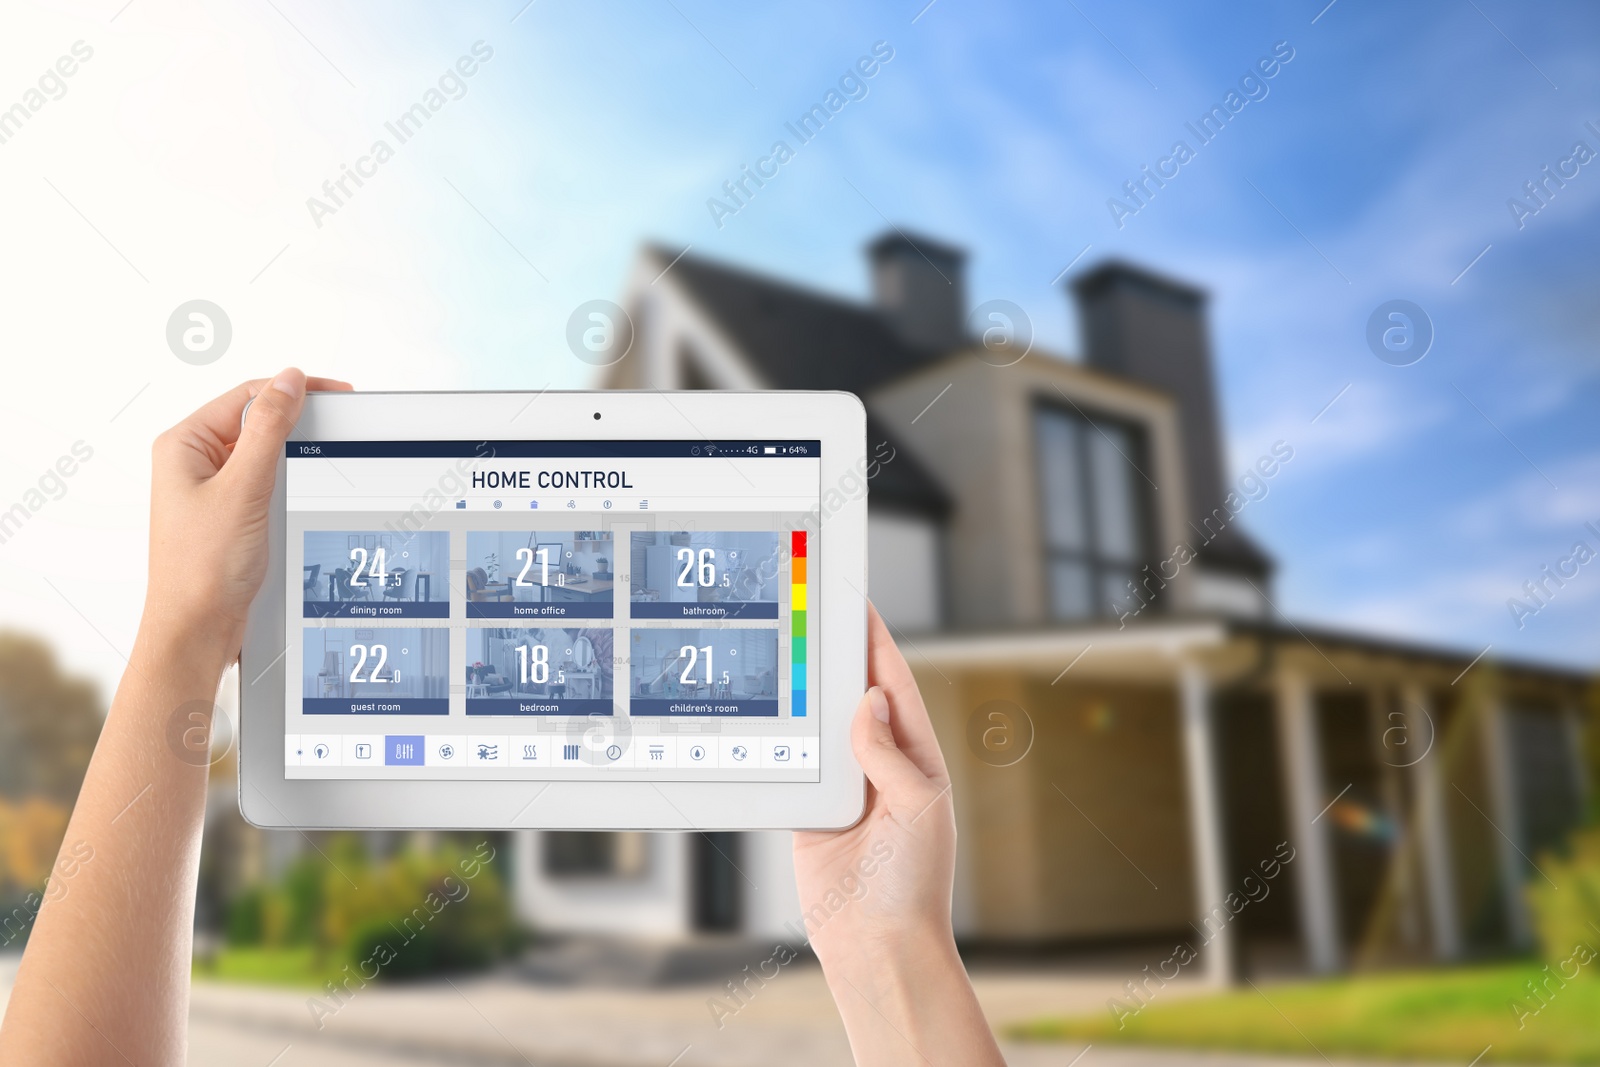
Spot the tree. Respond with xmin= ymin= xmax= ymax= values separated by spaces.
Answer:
xmin=0 ymin=631 xmax=104 ymax=804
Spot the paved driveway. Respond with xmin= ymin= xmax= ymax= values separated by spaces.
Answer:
xmin=3 ymin=953 xmax=1491 ymax=1066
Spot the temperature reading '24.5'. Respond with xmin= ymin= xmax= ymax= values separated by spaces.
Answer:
xmin=348 ymin=547 xmax=387 ymax=586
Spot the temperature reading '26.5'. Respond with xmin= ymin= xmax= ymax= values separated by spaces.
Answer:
xmin=675 ymin=547 xmax=737 ymax=588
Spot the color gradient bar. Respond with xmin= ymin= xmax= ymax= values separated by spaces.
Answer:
xmin=791 ymin=530 xmax=807 ymax=717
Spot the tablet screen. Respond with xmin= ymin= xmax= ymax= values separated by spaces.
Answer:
xmin=281 ymin=440 xmax=821 ymax=782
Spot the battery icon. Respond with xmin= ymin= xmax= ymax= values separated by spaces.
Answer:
xmin=763 ymin=446 xmax=777 ymax=455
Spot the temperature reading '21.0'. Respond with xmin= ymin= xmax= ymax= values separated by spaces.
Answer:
xmin=515 ymin=644 xmax=565 ymax=685
xmin=514 ymin=547 xmax=559 ymax=587
xmin=675 ymin=547 xmax=737 ymax=588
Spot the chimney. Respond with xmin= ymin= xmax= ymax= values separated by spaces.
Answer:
xmin=1070 ymin=262 xmax=1243 ymax=563
xmin=868 ymin=231 xmax=967 ymax=351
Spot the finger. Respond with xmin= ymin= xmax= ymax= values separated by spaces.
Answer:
xmin=221 ymin=368 xmax=308 ymax=495
xmin=178 ymin=376 xmax=353 ymax=451
xmin=852 ymin=687 xmax=945 ymax=822
xmin=867 ymin=603 xmax=948 ymax=783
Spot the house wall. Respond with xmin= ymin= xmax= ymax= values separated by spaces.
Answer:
xmin=867 ymin=354 xmax=1193 ymax=630
xmin=511 ymin=831 xmax=692 ymax=938
xmin=867 ymin=508 xmax=943 ymax=632
xmin=921 ymin=664 xmax=1197 ymax=941
xmin=603 ymin=256 xmax=767 ymax=391
xmin=741 ymin=831 xmax=805 ymax=940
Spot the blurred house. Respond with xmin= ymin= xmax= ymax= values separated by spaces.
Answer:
xmin=508 ymin=233 xmax=1590 ymax=979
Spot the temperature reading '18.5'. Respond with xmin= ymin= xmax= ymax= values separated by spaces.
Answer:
xmin=515 ymin=644 xmax=565 ymax=685
xmin=675 ymin=547 xmax=737 ymax=588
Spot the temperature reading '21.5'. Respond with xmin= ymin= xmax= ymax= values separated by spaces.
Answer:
xmin=677 ymin=644 xmax=729 ymax=687
xmin=675 ymin=547 xmax=737 ymax=588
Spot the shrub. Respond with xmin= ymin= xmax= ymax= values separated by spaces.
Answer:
xmin=225 ymin=837 xmax=517 ymax=980
xmin=1527 ymin=826 xmax=1600 ymax=968
xmin=329 ymin=841 xmax=517 ymax=979
xmin=225 ymin=884 xmax=266 ymax=946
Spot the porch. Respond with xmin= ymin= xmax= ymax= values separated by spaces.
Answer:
xmin=907 ymin=616 xmax=1590 ymax=982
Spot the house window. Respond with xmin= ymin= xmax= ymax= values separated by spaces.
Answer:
xmin=678 ymin=341 xmax=717 ymax=390
xmin=543 ymin=832 xmax=649 ymax=878
xmin=1033 ymin=404 xmax=1147 ymax=619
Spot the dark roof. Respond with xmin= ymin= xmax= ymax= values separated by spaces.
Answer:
xmin=866 ymin=415 xmax=951 ymax=516
xmin=650 ymin=245 xmax=954 ymax=515
xmin=649 ymin=244 xmax=947 ymax=394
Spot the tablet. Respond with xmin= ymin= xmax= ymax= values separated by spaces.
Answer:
xmin=237 ymin=390 xmax=868 ymax=831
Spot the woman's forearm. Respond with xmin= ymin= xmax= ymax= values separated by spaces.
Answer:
xmin=0 ymin=616 xmax=231 ymax=1064
xmin=822 ymin=931 xmax=1004 ymax=1066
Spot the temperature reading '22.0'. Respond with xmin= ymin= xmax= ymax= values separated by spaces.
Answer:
xmin=348 ymin=644 xmax=398 ymax=683
xmin=676 ymin=547 xmax=737 ymax=588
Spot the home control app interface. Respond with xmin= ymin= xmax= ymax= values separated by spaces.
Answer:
xmin=282 ymin=441 xmax=819 ymax=782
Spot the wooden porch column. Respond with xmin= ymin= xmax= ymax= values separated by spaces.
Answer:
xmin=1275 ymin=667 xmax=1342 ymax=973
xmin=1404 ymin=683 xmax=1461 ymax=961
xmin=1565 ymin=703 xmax=1590 ymax=818
xmin=1179 ymin=661 xmax=1235 ymax=984
xmin=1479 ymin=695 xmax=1533 ymax=948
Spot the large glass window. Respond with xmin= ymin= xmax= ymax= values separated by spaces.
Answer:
xmin=1034 ymin=404 xmax=1148 ymax=619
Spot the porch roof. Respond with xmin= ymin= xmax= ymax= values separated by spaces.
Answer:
xmin=896 ymin=613 xmax=1592 ymax=688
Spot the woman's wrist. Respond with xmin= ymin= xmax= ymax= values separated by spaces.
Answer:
xmin=815 ymin=919 xmax=961 ymax=1001
xmin=133 ymin=600 xmax=240 ymax=693
xmin=819 ymin=927 xmax=1002 ymax=1065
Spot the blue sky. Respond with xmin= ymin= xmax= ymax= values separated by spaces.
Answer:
xmin=3 ymin=0 xmax=1599 ymax=692
xmin=424 ymin=0 xmax=1600 ymax=668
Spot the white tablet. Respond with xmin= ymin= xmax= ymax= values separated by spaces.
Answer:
xmin=238 ymin=390 xmax=867 ymax=831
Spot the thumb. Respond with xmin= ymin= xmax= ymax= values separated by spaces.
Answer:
xmin=852 ymin=687 xmax=942 ymax=819
xmin=225 ymin=368 xmax=307 ymax=496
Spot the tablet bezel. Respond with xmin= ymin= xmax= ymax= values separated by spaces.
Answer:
xmin=237 ymin=390 xmax=867 ymax=831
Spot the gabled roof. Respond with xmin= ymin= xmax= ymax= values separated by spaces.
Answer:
xmin=649 ymin=245 xmax=952 ymax=515
xmin=648 ymin=244 xmax=946 ymax=394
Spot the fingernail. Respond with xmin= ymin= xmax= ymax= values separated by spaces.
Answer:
xmin=868 ymin=686 xmax=890 ymax=723
xmin=271 ymin=368 xmax=304 ymax=398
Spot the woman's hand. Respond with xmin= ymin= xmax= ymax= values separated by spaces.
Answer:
xmin=793 ymin=604 xmax=956 ymax=959
xmin=0 ymin=370 xmax=350 ymax=1067
xmin=793 ymin=605 xmax=1003 ymax=1065
xmin=144 ymin=368 xmax=351 ymax=667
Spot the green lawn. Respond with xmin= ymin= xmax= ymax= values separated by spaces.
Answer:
xmin=1011 ymin=964 xmax=1600 ymax=1064
xmin=192 ymin=946 xmax=333 ymax=988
